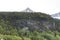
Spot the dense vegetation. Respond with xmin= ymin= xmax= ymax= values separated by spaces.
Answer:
xmin=0 ymin=12 xmax=60 ymax=40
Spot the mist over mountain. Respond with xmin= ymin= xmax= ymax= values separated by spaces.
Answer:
xmin=51 ymin=12 xmax=60 ymax=19
xmin=21 ymin=8 xmax=34 ymax=12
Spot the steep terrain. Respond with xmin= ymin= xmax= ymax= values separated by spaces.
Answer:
xmin=0 ymin=12 xmax=60 ymax=40
xmin=0 ymin=12 xmax=59 ymax=32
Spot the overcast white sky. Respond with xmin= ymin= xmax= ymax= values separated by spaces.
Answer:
xmin=0 ymin=0 xmax=60 ymax=14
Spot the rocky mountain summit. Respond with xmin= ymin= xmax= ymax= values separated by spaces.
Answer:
xmin=21 ymin=8 xmax=34 ymax=12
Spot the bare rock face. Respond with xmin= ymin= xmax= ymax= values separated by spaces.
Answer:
xmin=14 ymin=19 xmax=56 ymax=31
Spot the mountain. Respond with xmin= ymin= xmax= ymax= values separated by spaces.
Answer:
xmin=51 ymin=12 xmax=60 ymax=19
xmin=21 ymin=8 xmax=34 ymax=12
xmin=0 ymin=12 xmax=60 ymax=32
xmin=0 ymin=12 xmax=60 ymax=40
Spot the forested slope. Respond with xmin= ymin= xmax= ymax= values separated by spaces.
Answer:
xmin=0 ymin=12 xmax=60 ymax=40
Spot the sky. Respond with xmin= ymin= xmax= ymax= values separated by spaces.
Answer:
xmin=0 ymin=0 xmax=60 ymax=15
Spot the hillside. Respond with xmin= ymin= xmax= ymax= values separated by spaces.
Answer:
xmin=0 ymin=12 xmax=60 ymax=40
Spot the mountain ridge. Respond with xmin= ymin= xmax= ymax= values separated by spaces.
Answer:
xmin=0 ymin=12 xmax=59 ymax=32
xmin=0 ymin=12 xmax=60 ymax=40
